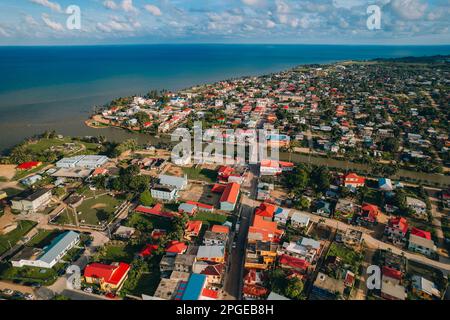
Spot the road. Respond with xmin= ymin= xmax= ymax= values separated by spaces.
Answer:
xmin=223 ymin=164 xmax=259 ymax=299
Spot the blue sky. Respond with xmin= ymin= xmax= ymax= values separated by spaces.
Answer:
xmin=0 ymin=0 xmax=449 ymax=45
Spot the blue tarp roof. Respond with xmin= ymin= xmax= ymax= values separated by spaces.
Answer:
xmin=181 ymin=274 xmax=206 ymax=300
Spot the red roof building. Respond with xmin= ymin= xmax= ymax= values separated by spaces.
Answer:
xmin=185 ymin=220 xmax=203 ymax=238
xmin=248 ymin=215 xmax=283 ymax=243
xmin=386 ymin=217 xmax=409 ymax=237
xmin=165 ymin=241 xmax=188 ymax=255
xmin=382 ymin=266 xmax=402 ymax=281
xmin=411 ymin=227 xmax=431 ymax=240
xmin=255 ymin=202 xmax=276 ymax=219
xmin=211 ymin=225 xmax=230 ymax=234
xmin=359 ymin=203 xmax=381 ymax=223
xmin=212 ymin=184 xmax=226 ymax=194
xmin=139 ymin=244 xmax=159 ymax=257
xmin=84 ymin=262 xmax=131 ymax=291
xmin=135 ymin=204 xmax=176 ymax=219
xmin=342 ymin=173 xmax=366 ymax=188
xmin=17 ymin=161 xmax=42 ymax=170
xmin=279 ymin=254 xmax=310 ymax=272
xmin=220 ymin=182 xmax=240 ymax=211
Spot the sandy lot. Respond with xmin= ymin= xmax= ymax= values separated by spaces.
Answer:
xmin=179 ymin=183 xmax=220 ymax=206
xmin=0 ymin=165 xmax=16 ymax=181
xmin=164 ymin=164 xmax=184 ymax=177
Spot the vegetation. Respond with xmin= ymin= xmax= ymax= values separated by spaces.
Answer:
xmin=0 ymin=220 xmax=37 ymax=256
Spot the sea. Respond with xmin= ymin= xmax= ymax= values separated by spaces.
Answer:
xmin=0 ymin=44 xmax=449 ymax=153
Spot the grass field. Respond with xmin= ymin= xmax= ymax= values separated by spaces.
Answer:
xmin=0 ymin=220 xmax=37 ymax=256
xmin=191 ymin=211 xmax=231 ymax=227
xmin=55 ymin=194 xmax=121 ymax=226
xmin=26 ymin=229 xmax=63 ymax=248
xmin=0 ymin=263 xmax=58 ymax=286
xmin=182 ymin=167 xmax=218 ymax=183
xmin=97 ymin=243 xmax=138 ymax=264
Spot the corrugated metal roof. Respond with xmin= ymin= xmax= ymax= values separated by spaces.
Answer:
xmin=181 ymin=274 xmax=206 ymax=300
xmin=39 ymin=231 xmax=79 ymax=264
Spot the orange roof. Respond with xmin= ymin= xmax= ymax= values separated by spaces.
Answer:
xmin=255 ymin=202 xmax=276 ymax=218
xmin=211 ymin=225 xmax=230 ymax=234
xmin=220 ymin=182 xmax=240 ymax=204
xmin=84 ymin=262 xmax=130 ymax=285
xmin=186 ymin=220 xmax=203 ymax=235
xmin=249 ymin=215 xmax=283 ymax=242
xmin=260 ymin=159 xmax=280 ymax=168
xmin=165 ymin=241 xmax=188 ymax=254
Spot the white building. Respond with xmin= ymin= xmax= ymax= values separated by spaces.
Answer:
xmin=406 ymin=197 xmax=427 ymax=217
xmin=12 ymin=231 xmax=80 ymax=269
xmin=290 ymin=212 xmax=311 ymax=229
xmin=159 ymin=174 xmax=188 ymax=190
xmin=151 ymin=185 xmax=178 ymax=201
xmin=11 ymin=188 xmax=52 ymax=213
xmin=56 ymin=155 xmax=109 ymax=169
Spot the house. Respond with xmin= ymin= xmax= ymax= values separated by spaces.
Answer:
xmin=290 ymin=212 xmax=310 ymax=229
xmin=211 ymin=225 xmax=230 ymax=234
xmin=335 ymin=198 xmax=359 ymax=220
xmin=84 ymin=262 xmax=131 ymax=292
xmin=278 ymin=238 xmax=321 ymax=263
xmin=381 ymin=276 xmax=407 ymax=300
xmin=259 ymin=159 xmax=281 ymax=176
xmin=356 ymin=203 xmax=380 ymax=226
xmin=12 ymin=231 xmax=80 ymax=269
xmin=408 ymin=228 xmax=436 ymax=257
xmin=406 ymin=197 xmax=427 ymax=218
xmin=257 ymin=182 xmax=274 ymax=201
xmin=314 ymin=200 xmax=332 ymax=217
xmin=11 ymin=188 xmax=52 ymax=213
xmin=21 ymin=175 xmax=43 ymax=186
xmin=255 ymin=202 xmax=276 ymax=221
xmin=412 ymin=275 xmax=441 ymax=300
xmin=151 ymin=185 xmax=178 ymax=201
xmin=248 ymin=215 xmax=284 ymax=243
xmin=279 ymin=254 xmax=310 ymax=274
xmin=178 ymin=203 xmax=198 ymax=215
xmin=385 ymin=217 xmax=408 ymax=244
xmin=273 ymin=207 xmax=289 ymax=225
xmin=218 ymin=166 xmax=234 ymax=183
xmin=166 ymin=241 xmax=188 ymax=256
xmin=160 ymin=255 xmax=176 ymax=274
xmin=174 ymin=254 xmax=196 ymax=273
xmin=311 ymin=272 xmax=345 ymax=300
xmin=378 ymin=178 xmax=394 ymax=191
xmin=244 ymin=241 xmax=278 ymax=270
xmin=185 ymin=201 xmax=215 ymax=213
xmin=153 ymin=278 xmax=182 ymax=300
xmin=17 ymin=161 xmax=42 ymax=171
xmin=196 ymin=246 xmax=225 ymax=263
xmin=139 ymin=244 xmax=159 ymax=258
xmin=342 ymin=173 xmax=365 ymax=188
xmin=219 ymin=182 xmax=240 ymax=211
xmin=203 ymin=231 xmax=228 ymax=247
xmin=159 ymin=174 xmax=188 ymax=190
xmin=113 ymin=226 xmax=136 ymax=240
xmin=135 ymin=204 xmax=175 ymax=219
xmin=192 ymin=260 xmax=225 ymax=285
xmin=185 ymin=220 xmax=203 ymax=240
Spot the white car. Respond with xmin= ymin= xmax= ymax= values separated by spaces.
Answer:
xmin=24 ymin=294 xmax=34 ymax=300
xmin=83 ymin=287 xmax=93 ymax=294
xmin=2 ymin=289 xmax=13 ymax=296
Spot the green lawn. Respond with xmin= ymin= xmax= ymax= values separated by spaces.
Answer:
xmin=26 ymin=229 xmax=63 ymax=248
xmin=0 ymin=187 xmax=23 ymax=198
xmin=0 ymin=263 xmax=58 ymax=286
xmin=191 ymin=211 xmax=230 ymax=227
xmin=128 ymin=270 xmax=161 ymax=297
xmin=182 ymin=167 xmax=218 ymax=183
xmin=97 ymin=243 xmax=138 ymax=264
xmin=55 ymin=194 xmax=121 ymax=227
xmin=326 ymin=243 xmax=363 ymax=274
xmin=0 ymin=220 xmax=37 ymax=256
xmin=25 ymin=137 xmax=72 ymax=154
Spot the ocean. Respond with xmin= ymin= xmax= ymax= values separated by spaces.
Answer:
xmin=0 ymin=44 xmax=449 ymax=153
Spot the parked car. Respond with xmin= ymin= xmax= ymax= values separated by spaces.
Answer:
xmin=2 ymin=289 xmax=13 ymax=296
xmin=24 ymin=294 xmax=34 ymax=300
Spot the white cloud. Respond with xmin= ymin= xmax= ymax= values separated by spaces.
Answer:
xmin=29 ymin=0 xmax=62 ymax=13
xmin=391 ymin=0 xmax=428 ymax=20
xmin=25 ymin=15 xmax=39 ymax=26
xmin=103 ymin=0 xmax=118 ymax=10
xmin=0 ymin=26 xmax=11 ymax=37
xmin=241 ymin=0 xmax=263 ymax=6
xmin=42 ymin=14 xmax=64 ymax=31
xmin=266 ymin=20 xmax=276 ymax=28
xmin=144 ymin=4 xmax=162 ymax=16
xmin=121 ymin=0 xmax=138 ymax=13
xmin=96 ymin=17 xmax=135 ymax=33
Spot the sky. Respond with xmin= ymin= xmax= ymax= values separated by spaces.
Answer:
xmin=0 ymin=0 xmax=449 ymax=45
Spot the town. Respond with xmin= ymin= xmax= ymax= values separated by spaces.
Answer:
xmin=0 ymin=56 xmax=449 ymax=301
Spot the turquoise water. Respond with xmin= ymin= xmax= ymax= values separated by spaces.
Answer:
xmin=0 ymin=44 xmax=449 ymax=152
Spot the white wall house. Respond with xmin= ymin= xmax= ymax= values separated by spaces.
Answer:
xmin=11 ymin=188 xmax=52 ymax=213
xmin=151 ymin=185 xmax=178 ymax=201
xmin=12 ymin=231 xmax=80 ymax=269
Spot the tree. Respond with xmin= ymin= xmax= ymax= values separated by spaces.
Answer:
xmin=139 ymin=190 xmax=155 ymax=207
xmin=311 ymin=166 xmax=331 ymax=192
xmin=285 ymin=278 xmax=305 ymax=300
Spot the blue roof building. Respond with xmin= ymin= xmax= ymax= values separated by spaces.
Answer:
xmin=181 ymin=274 xmax=206 ymax=300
